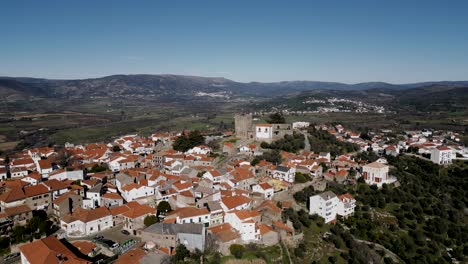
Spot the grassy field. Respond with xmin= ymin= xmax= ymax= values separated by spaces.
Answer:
xmin=1 ymin=94 xmax=466 ymax=151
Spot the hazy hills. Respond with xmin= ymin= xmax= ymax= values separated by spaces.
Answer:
xmin=0 ymin=74 xmax=467 ymax=100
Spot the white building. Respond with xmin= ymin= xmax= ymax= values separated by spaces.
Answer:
xmin=272 ymin=165 xmax=296 ymax=183
xmin=165 ymin=207 xmax=211 ymax=227
xmin=10 ymin=167 xmax=28 ymax=178
xmin=121 ymin=183 xmax=155 ymax=202
xmin=60 ymin=207 xmax=113 ymax=237
xmin=255 ymin=124 xmax=273 ymax=142
xmin=337 ymin=193 xmax=356 ymax=218
xmin=430 ymin=146 xmax=452 ymax=165
xmin=220 ymin=195 xmax=252 ymax=212
xmin=186 ymin=146 xmax=211 ymax=155
xmin=361 ymin=162 xmax=392 ymax=188
xmin=48 ymin=170 xmax=84 ymax=181
xmin=224 ymin=210 xmax=260 ymax=242
xmin=108 ymin=156 xmax=136 ymax=172
xmin=292 ymin=122 xmax=310 ymax=129
xmin=309 ymin=191 xmax=339 ymax=223
xmin=252 ymin=182 xmax=274 ymax=199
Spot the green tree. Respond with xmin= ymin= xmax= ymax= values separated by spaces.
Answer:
xmin=157 ymin=201 xmax=172 ymax=216
xmin=174 ymin=244 xmax=189 ymax=262
xmin=229 ymin=244 xmax=245 ymax=259
xmin=173 ymin=130 xmax=205 ymax=152
xmin=267 ymin=112 xmax=286 ymax=124
xmin=144 ymin=215 xmax=158 ymax=227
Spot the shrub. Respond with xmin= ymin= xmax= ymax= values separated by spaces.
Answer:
xmin=229 ymin=244 xmax=245 ymax=259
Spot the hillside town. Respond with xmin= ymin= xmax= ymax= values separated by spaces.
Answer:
xmin=0 ymin=113 xmax=466 ymax=264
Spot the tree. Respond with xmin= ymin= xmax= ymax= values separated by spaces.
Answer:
xmin=229 ymin=244 xmax=245 ymax=259
xmin=144 ymin=215 xmax=158 ymax=227
xmin=174 ymin=244 xmax=189 ymax=262
xmin=173 ymin=130 xmax=205 ymax=152
xmin=157 ymin=201 xmax=172 ymax=217
xmin=89 ymin=164 xmax=107 ymax=173
xmin=267 ymin=112 xmax=286 ymax=124
xmin=112 ymin=145 xmax=121 ymax=152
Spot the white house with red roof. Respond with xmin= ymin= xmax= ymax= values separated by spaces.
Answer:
xmin=108 ymin=156 xmax=137 ymax=172
xmin=61 ymin=207 xmax=113 ymax=237
xmin=36 ymin=159 xmax=54 ymax=177
xmin=430 ymin=146 xmax=452 ymax=165
xmin=220 ymin=195 xmax=252 ymax=212
xmin=202 ymin=170 xmax=226 ymax=183
xmin=337 ymin=193 xmax=356 ymax=218
xmin=252 ymin=182 xmax=274 ymax=199
xmin=164 ymin=207 xmax=211 ymax=227
xmin=121 ymin=183 xmax=155 ymax=202
xmin=224 ymin=210 xmax=261 ymax=241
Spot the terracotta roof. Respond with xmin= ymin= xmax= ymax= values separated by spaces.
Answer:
xmin=166 ymin=207 xmax=209 ymax=219
xmin=24 ymin=184 xmax=49 ymax=197
xmin=335 ymin=170 xmax=348 ymax=177
xmin=256 ymin=123 xmax=273 ymax=127
xmin=232 ymin=210 xmax=260 ymax=220
xmin=437 ymin=146 xmax=451 ymax=151
xmin=256 ymin=200 xmax=281 ymax=214
xmin=110 ymin=204 xmax=132 ymax=216
xmin=115 ymin=248 xmax=146 ymax=264
xmin=259 ymin=182 xmax=273 ymax=190
xmin=0 ymin=187 xmax=26 ymax=202
xmin=173 ymin=181 xmax=192 ymax=191
xmin=38 ymin=159 xmax=53 ymax=169
xmin=101 ymin=192 xmax=123 ymax=200
xmin=273 ymin=220 xmax=294 ymax=233
xmin=208 ymin=223 xmax=240 ymax=242
xmin=179 ymin=190 xmax=194 ymax=198
xmin=3 ymin=179 xmax=29 ymax=188
xmin=122 ymin=203 xmax=156 ymax=219
xmin=121 ymin=183 xmax=144 ymax=192
xmin=4 ymin=205 xmax=32 ymax=216
xmin=338 ymin=193 xmax=355 ymax=201
xmin=62 ymin=207 xmax=110 ymax=223
xmin=19 ymin=236 xmax=90 ymax=264
xmin=42 ymin=179 xmax=68 ymax=191
xmin=26 ymin=172 xmax=42 ymax=180
xmin=258 ymin=224 xmax=275 ymax=235
xmin=53 ymin=192 xmax=80 ymax=205
xmin=72 ymin=241 xmax=96 ymax=255
xmin=221 ymin=195 xmax=252 ymax=210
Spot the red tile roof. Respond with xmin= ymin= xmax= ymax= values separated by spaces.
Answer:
xmin=19 ymin=236 xmax=90 ymax=264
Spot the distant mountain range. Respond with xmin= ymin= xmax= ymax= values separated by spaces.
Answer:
xmin=1 ymin=74 xmax=467 ymax=100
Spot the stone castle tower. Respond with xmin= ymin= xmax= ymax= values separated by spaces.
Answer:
xmin=234 ymin=113 xmax=253 ymax=139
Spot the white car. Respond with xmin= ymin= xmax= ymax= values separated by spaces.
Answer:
xmin=110 ymin=243 xmax=120 ymax=251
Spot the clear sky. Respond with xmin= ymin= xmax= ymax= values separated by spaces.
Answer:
xmin=1 ymin=0 xmax=467 ymax=83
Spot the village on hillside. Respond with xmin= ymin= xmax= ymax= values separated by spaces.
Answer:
xmin=0 ymin=112 xmax=466 ymax=264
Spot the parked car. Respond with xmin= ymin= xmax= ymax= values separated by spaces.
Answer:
xmin=121 ymin=230 xmax=130 ymax=235
xmin=110 ymin=243 xmax=120 ymax=251
xmin=94 ymin=235 xmax=104 ymax=241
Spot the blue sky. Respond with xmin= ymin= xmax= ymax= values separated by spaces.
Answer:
xmin=1 ymin=0 xmax=467 ymax=83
